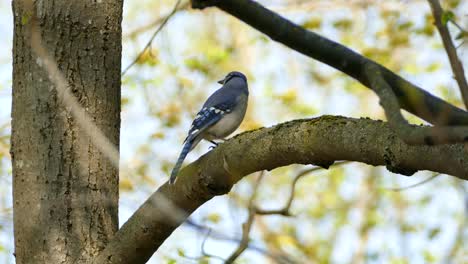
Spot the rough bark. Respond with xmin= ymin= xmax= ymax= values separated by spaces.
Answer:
xmin=11 ymin=1 xmax=122 ymax=263
xmin=95 ymin=116 xmax=468 ymax=264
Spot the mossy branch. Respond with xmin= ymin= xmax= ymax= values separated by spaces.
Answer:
xmin=94 ymin=116 xmax=468 ymax=264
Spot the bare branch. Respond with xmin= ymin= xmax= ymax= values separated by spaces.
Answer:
xmin=365 ymin=62 xmax=468 ymax=145
xmin=256 ymin=161 xmax=350 ymax=216
xmin=350 ymin=172 xmax=376 ymax=264
xmin=122 ymin=0 xmax=182 ymax=76
xmin=95 ymin=116 xmax=468 ymax=264
xmin=185 ymin=219 xmax=290 ymax=262
xmin=225 ymin=172 xmax=264 ymax=264
xmin=428 ymin=0 xmax=468 ymax=108
xmin=191 ymin=0 xmax=468 ymax=126
xmin=449 ymin=18 xmax=467 ymax=34
xmin=183 ymin=228 xmax=227 ymax=262
xmin=448 ymin=18 xmax=467 ymax=49
xmin=383 ymin=173 xmax=440 ymax=192
xmin=443 ymin=183 xmax=467 ymax=262
xmin=199 ymin=229 xmax=226 ymax=262
xmin=124 ymin=1 xmax=190 ymax=39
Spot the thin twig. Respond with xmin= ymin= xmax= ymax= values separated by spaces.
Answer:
xmin=199 ymin=229 xmax=226 ymax=262
xmin=256 ymin=161 xmax=350 ymax=216
xmin=182 ymin=228 xmax=226 ymax=262
xmin=224 ymin=172 xmax=264 ymax=264
xmin=443 ymin=183 xmax=467 ymax=263
xmin=449 ymin=19 xmax=467 ymax=49
xmin=383 ymin=173 xmax=440 ymax=192
xmin=121 ymin=0 xmax=182 ymax=76
xmin=428 ymin=0 xmax=468 ymax=108
xmin=124 ymin=1 xmax=190 ymax=39
xmin=184 ymin=218 xmax=291 ymax=263
xmin=351 ymin=171 xmax=377 ymax=264
xmin=449 ymin=19 xmax=467 ymax=33
xmin=226 ymin=163 xmax=351 ymax=263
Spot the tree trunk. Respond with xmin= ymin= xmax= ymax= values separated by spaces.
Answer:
xmin=11 ymin=1 xmax=122 ymax=263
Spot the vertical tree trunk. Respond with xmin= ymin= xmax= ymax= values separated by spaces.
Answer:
xmin=11 ymin=1 xmax=122 ymax=263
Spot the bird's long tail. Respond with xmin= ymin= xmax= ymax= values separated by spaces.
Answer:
xmin=169 ymin=140 xmax=194 ymax=184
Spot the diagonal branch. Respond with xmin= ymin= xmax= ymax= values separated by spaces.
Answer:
xmin=191 ymin=0 xmax=468 ymax=126
xmin=364 ymin=62 xmax=468 ymax=145
xmin=94 ymin=116 xmax=468 ymax=264
xmin=122 ymin=0 xmax=182 ymax=76
xmin=124 ymin=1 xmax=190 ymax=39
xmin=449 ymin=19 xmax=467 ymax=49
xmin=427 ymin=0 xmax=468 ymax=108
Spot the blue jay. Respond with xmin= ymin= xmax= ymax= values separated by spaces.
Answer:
xmin=169 ymin=71 xmax=249 ymax=184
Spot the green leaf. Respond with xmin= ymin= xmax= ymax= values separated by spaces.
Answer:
xmin=428 ymin=227 xmax=440 ymax=239
xmin=447 ymin=0 xmax=461 ymax=8
xmin=332 ymin=19 xmax=353 ymax=30
xmin=302 ymin=17 xmax=322 ymax=30
xmin=441 ymin=10 xmax=455 ymax=26
xmin=401 ymin=223 xmax=417 ymax=233
xmin=198 ymin=257 xmax=210 ymax=264
xmin=204 ymin=213 xmax=222 ymax=223
xmin=135 ymin=49 xmax=159 ymax=66
xmin=425 ymin=62 xmax=441 ymax=72
xmin=455 ymin=31 xmax=468 ymax=40
xmin=390 ymin=258 xmax=409 ymax=264
xmin=423 ymin=250 xmax=437 ymax=263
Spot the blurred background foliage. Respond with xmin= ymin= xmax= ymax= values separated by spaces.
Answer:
xmin=0 ymin=0 xmax=468 ymax=263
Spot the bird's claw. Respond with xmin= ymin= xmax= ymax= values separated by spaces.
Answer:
xmin=208 ymin=140 xmax=219 ymax=150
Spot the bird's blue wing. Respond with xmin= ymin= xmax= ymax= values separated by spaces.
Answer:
xmin=184 ymin=103 xmax=232 ymax=143
xmin=171 ymin=104 xmax=229 ymax=184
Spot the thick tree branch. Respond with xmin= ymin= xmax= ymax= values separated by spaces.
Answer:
xmin=427 ymin=0 xmax=468 ymax=108
xmin=94 ymin=116 xmax=468 ymax=264
xmin=191 ymin=0 xmax=468 ymax=126
xmin=364 ymin=63 xmax=468 ymax=145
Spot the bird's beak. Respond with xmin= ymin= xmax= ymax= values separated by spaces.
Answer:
xmin=217 ymin=78 xmax=225 ymax=84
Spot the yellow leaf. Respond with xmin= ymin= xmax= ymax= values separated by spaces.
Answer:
xmin=204 ymin=213 xmax=222 ymax=223
xmin=119 ymin=178 xmax=134 ymax=191
xmin=150 ymin=132 xmax=165 ymax=139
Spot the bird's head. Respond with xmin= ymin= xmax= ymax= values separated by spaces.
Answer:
xmin=217 ymin=71 xmax=247 ymax=85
